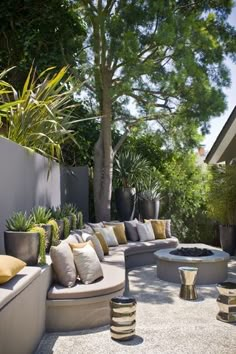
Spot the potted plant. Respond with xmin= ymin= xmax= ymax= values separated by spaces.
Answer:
xmin=31 ymin=206 xmax=59 ymax=252
xmin=138 ymin=168 xmax=162 ymax=221
xmin=113 ymin=151 xmax=150 ymax=221
xmin=207 ymin=165 xmax=236 ymax=255
xmin=4 ymin=211 xmax=45 ymax=265
xmin=62 ymin=203 xmax=77 ymax=230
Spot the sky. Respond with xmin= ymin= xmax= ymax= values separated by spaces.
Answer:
xmin=203 ymin=6 xmax=236 ymax=152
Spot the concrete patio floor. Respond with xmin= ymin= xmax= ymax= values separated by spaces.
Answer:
xmin=36 ymin=258 xmax=236 ymax=354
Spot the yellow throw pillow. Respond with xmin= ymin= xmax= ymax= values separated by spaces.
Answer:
xmin=145 ymin=219 xmax=166 ymax=239
xmin=0 ymin=255 xmax=26 ymax=284
xmin=104 ymin=223 xmax=127 ymax=244
xmin=69 ymin=240 xmax=94 ymax=250
xmin=95 ymin=232 xmax=109 ymax=255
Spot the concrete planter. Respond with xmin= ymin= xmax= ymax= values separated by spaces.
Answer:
xmin=4 ymin=231 xmax=40 ymax=265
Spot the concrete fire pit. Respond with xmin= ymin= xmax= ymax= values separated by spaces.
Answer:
xmin=154 ymin=243 xmax=230 ymax=285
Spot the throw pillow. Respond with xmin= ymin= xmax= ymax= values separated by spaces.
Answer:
xmin=104 ymin=223 xmax=127 ymax=244
xmin=87 ymin=222 xmax=104 ymax=231
xmin=163 ymin=219 xmax=171 ymax=238
xmin=95 ymin=232 xmax=109 ymax=255
xmin=124 ymin=219 xmax=140 ymax=242
xmin=137 ymin=222 xmax=155 ymax=241
xmin=69 ymin=240 xmax=94 ymax=250
xmin=94 ymin=226 xmax=119 ymax=247
xmin=73 ymin=244 xmax=103 ymax=284
xmin=50 ymin=242 xmax=77 ymax=287
xmin=145 ymin=219 xmax=166 ymax=239
xmin=0 ymin=255 xmax=26 ymax=284
xmin=81 ymin=233 xmax=104 ymax=261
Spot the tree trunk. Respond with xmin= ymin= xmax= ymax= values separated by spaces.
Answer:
xmin=93 ymin=73 xmax=113 ymax=221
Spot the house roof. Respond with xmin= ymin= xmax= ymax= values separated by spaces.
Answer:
xmin=205 ymin=106 xmax=236 ymax=164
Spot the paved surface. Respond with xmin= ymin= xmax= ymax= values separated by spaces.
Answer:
xmin=36 ymin=258 xmax=236 ymax=354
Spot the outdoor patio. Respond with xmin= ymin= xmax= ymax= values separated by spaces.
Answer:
xmin=36 ymin=258 xmax=236 ymax=354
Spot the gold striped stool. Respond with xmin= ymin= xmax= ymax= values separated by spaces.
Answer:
xmin=216 ymin=282 xmax=236 ymax=323
xmin=110 ymin=296 xmax=136 ymax=340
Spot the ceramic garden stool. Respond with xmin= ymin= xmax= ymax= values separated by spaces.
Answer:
xmin=178 ymin=266 xmax=198 ymax=300
xmin=216 ymin=282 xmax=236 ymax=323
xmin=110 ymin=296 xmax=136 ymax=341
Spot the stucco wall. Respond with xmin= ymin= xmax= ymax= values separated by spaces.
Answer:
xmin=0 ymin=137 xmax=61 ymax=253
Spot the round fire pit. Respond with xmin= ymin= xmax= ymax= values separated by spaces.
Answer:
xmin=154 ymin=244 xmax=230 ymax=285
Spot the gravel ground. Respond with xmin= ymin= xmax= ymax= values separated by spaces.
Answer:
xmin=36 ymin=258 xmax=236 ymax=354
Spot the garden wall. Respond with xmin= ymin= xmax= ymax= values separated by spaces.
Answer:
xmin=0 ymin=138 xmax=89 ymax=253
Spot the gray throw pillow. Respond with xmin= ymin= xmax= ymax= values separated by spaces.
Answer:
xmin=124 ymin=219 xmax=139 ymax=242
xmin=164 ymin=219 xmax=172 ymax=238
xmin=137 ymin=221 xmax=155 ymax=241
xmin=94 ymin=226 xmax=119 ymax=247
xmin=73 ymin=245 xmax=103 ymax=284
xmin=87 ymin=222 xmax=104 ymax=231
xmin=82 ymin=232 xmax=104 ymax=261
xmin=50 ymin=242 xmax=76 ymax=287
xmin=63 ymin=233 xmax=83 ymax=244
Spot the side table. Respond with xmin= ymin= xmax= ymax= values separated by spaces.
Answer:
xmin=178 ymin=266 xmax=198 ymax=300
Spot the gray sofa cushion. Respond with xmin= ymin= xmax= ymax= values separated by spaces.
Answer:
xmin=124 ymin=219 xmax=139 ymax=242
xmin=94 ymin=227 xmax=119 ymax=247
xmin=124 ymin=237 xmax=179 ymax=256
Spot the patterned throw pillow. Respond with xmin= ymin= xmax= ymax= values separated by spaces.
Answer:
xmin=73 ymin=244 xmax=103 ymax=284
xmin=104 ymin=222 xmax=127 ymax=244
xmin=145 ymin=219 xmax=166 ymax=239
xmin=137 ymin=222 xmax=155 ymax=241
xmin=95 ymin=232 xmax=109 ymax=255
xmin=0 ymin=255 xmax=26 ymax=284
xmin=94 ymin=226 xmax=119 ymax=247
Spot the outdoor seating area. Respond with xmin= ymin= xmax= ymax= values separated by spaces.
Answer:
xmin=1 ymin=2 xmax=236 ymax=354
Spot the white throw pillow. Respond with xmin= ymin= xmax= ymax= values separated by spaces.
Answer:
xmin=137 ymin=222 xmax=155 ymax=241
xmin=73 ymin=244 xmax=103 ymax=284
xmin=94 ymin=226 xmax=119 ymax=247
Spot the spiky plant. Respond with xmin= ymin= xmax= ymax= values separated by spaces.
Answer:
xmin=0 ymin=66 xmax=81 ymax=161
xmin=48 ymin=219 xmax=60 ymax=246
xmin=138 ymin=168 xmax=162 ymax=201
xmin=51 ymin=206 xmax=63 ymax=220
xmin=62 ymin=203 xmax=77 ymax=216
xmin=6 ymin=211 xmax=33 ymax=232
xmin=31 ymin=206 xmax=52 ymax=224
xmin=63 ymin=217 xmax=70 ymax=239
xmin=77 ymin=211 xmax=84 ymax=229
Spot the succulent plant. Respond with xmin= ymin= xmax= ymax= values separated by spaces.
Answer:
xmin=6 ymin=212 xmax=34 ymax=232
xmin=30 ymin=226 xmax=46 ymax=264
xmin=62 ymin=203 xmax=77 ymax=216
xmin=77 ymin=211 xmax=84 ymax=229
xmin=31 ymin=206 xmax=52 ymax=224
xmin=51 ymin=206 xmax=63 ymax=220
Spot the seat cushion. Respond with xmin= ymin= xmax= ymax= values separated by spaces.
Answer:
xmin=47 ymin=262 xmax=125 ymax=300
xmin=124 ymin=237 xmax=179 ymax=256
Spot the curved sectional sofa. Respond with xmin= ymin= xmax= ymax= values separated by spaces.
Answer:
xmin=0 ymin=234 xmax=178 ymax=353
xmin=46 ymin=235 xmax=179 ymax=331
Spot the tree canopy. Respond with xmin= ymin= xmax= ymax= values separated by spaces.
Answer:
xmin=77 ymin=0 xmax=236 ymax=220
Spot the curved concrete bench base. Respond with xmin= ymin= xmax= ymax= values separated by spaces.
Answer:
xmin=46 ymin=289 xmax=124 ymax=332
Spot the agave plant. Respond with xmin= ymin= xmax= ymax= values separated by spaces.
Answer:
xmin=62 ymin=203 xmax=77 ymax=216
xmin=138 ymin=168 xmax=163 ymax=201
xmin=6 ymin=211 xmax=34 ymax=232
xmin=31 ymin=206 xmax=52 ymax=224
xmin=51 ymin=206 xmax=63 ymax=220
xmin=0 ymin=66 xmax=81 ymax=161
xmin=114 ymin=151 xmax=150 ymax=188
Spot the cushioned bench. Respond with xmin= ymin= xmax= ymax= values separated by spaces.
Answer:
xmin=0 ymin=265 xmax=51 ymax=354
xmin=46 ymin=236 xmax=179 ymax=332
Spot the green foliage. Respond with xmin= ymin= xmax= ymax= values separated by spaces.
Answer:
xmin=31 ymin=206 xmax=52 ymax=225
xmin=51 ymin=207 xmax=63 ymax=220
xmin=48 ymin=219 xmax=60 ymax=246
xmin=0 ymin=66 xmax=80 ymax=161
xmin=71 ymin=213 xmax=77 ymax=230
xmin=63 ymin=217 xmax=70 ymax=239
xmin=77 ymin=211 xmax=84 ymax=229
xmin=138 ymin=168 xmax=162 ymax=201
xmin=0 ymin=0 xmax=85 ymax=89
xmin=30 ymin=226 xmax=46 ymax=265
xmin=6 ymin=212 xmax=33 ymax=232
xmin=113 ymin=151 xmax=150 ymax=188
xmin=62 ymin=203 xmax=77 ymax=216
xmin=207 ymin=165 xmax=236 ymax=225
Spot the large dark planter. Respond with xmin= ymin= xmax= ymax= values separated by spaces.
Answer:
xmin=4 ymin=231 xmax=40 ymax=266
xmin=115 ymin=188 xmax=136 ymax=221
xmin=219 ymin=225 xmax=236 ymax=256
xmin=40 ymin=224 xmax=52 ymax=253
xmin=56 ymin=220 xmax=64 ymax=240
xmin=139 ymin=198 xmax=160 ymax=221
